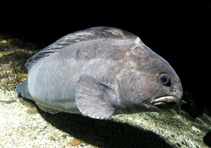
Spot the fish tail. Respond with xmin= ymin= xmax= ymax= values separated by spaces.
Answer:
xmin=16 ymin=78 xmax=32 ymax=100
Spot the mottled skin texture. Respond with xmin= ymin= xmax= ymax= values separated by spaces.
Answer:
xmin=16 ymin=27 xmax=183 ymax=119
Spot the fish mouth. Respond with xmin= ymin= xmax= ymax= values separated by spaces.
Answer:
xmin=150 ymin=96 xmax=180 ymax=108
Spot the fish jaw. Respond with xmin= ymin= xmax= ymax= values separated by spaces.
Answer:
xmin=150 ymin=95 xmax=181 ymax=109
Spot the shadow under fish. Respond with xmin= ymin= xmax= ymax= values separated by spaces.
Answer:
xmin=36 ymin=106 xmax=172 ymax=148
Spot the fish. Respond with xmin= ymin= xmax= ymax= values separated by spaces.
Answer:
xmin=16 ymin=27 xmax=183 ymax=119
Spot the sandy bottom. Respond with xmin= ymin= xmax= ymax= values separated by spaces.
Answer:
xmin=1 ymin=89 xmax=211 ymax=148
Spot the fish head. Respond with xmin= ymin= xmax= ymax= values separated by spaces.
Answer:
xmin=139 ymin=55 xmax=183 ymax=111
xmin=116 ymin=41 xmax=183 ymax=113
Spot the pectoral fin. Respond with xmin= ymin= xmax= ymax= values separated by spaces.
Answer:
xmin=75 ymin=74 xmax=116 ymax=119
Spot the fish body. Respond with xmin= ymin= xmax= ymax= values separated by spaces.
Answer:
xmin=16 ymin=27 xmax=183 ymax=119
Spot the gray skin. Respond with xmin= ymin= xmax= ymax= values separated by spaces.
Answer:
xmin=16 ymin=27 xmax=183 ymax=119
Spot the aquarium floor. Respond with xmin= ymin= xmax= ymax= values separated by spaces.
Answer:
xmin=0 ymin=89 xmax=210 ymax=148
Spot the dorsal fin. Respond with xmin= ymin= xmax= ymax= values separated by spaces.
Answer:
xmin=25 ymin=26 xmax=138 ymax=71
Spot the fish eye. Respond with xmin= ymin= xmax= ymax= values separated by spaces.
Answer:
xmin=158 ymin=73 xmax=171 ymax=86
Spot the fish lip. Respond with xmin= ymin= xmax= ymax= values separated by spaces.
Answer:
xmin=150 ymin=95 xmax=180 ymax=107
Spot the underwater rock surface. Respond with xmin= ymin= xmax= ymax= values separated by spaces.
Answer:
xmin=0 ymin=89 xmax=211 ymax=148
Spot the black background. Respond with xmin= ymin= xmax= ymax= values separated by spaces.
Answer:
xmin=0 ymin=2 xmax=210 ymax=108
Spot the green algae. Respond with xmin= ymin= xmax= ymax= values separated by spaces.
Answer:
xmin=0 ymin=35 xmax=38 ymax=91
